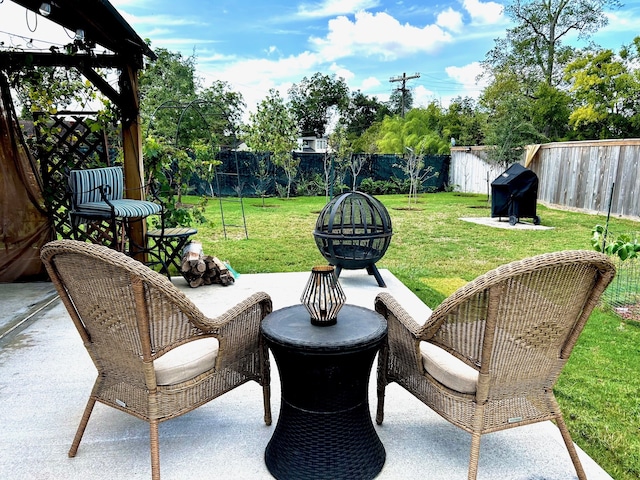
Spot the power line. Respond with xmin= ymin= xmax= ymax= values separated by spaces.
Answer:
xmin=389 ymin=72 xmax=420 ymax=117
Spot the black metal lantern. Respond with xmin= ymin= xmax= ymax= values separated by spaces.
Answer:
xmin=313 ymin=191 xmax=392 ymax=287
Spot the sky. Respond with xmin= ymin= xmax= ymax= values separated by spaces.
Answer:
xmin=1 ymin=0 xmax=640 ymax=119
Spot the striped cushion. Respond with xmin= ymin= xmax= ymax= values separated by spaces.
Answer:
xmin=69 ymin=167 xmax=161 ymax=219
xmin=75 ymin=199 xmax=161 ymax=218
xmin=69 ymin=167 xmax=124 ymax=205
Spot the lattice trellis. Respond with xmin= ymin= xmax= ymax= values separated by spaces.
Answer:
xmin=34 ymin=111 xmax=119 ymax=245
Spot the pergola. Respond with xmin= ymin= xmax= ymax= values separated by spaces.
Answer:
xmin=0 ymin=0 xmax=157 ymax=280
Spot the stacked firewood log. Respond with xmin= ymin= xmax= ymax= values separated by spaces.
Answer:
xmin=181 ymin=241 xmax=235 ymax=287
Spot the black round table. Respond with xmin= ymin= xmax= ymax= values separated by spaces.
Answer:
xmin=261 ymin=304 xmax=387 ymax=480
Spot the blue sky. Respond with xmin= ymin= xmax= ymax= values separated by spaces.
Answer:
xmin=2 ymin=0 xmax=640 ymax=117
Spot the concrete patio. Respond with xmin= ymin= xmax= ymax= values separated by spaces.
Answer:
xmin=0 ymin=268 xmax=612 ymax=479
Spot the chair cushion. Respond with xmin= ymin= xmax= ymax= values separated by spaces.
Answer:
xmin=69 ymin=167 xmax=124 ymax=204
xmin=420 ymin=342 xmax=478 ymax=394
xmin=155 ymin=337 xmax=219 ymax=386
xmin=75 ymin=199 xmax=162 ymax=218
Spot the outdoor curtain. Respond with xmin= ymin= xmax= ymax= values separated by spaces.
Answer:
xmin=0 ymin=71 xmax=53 ymax=282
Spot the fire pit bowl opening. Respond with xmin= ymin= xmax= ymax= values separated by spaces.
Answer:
xmin=313 ymin=191 xmax=392 ymax=287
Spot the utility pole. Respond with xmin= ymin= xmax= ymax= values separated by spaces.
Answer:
xmin=389 ymin=72 xmax=420 ymax=117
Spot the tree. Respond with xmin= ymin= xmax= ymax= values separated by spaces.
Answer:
xmin=480 ymin=70 xmax=545 ymax=166
xmin=442 ymin=96 xmax=487 ymax=146
xmin=530 ymin=83 xmax=572 ymax=141
xmin=353 ymin=121 xmax=382 ymax=154
xmin=402 ymin=146 xmax=438 ymax=208
xmin=288 ymin=73 xmax=350 ymax=137
xmin=486 ymin=0 xmax=622 ymax=86
xmin=10 ymin=66 xmax=99 ymax=119
xmin=564 ymin=41 xmax=640 ymax=139
xmin=339 ymin=90 xmax=391 ymax=141
xmin=139 ymin=48 xmax=199 ymax=140
xmin=198 ymin=80 xmax=246 ymax=148
xmin=388 ymin=88 xmax=413 ymax=117
xmin=328 ymin=124 xmax=358 ymax=192
xmin=484 ymin=99 xmax=542 ymax=167
xmin=246 ymin=89 xmax=299 ymax=198
xmin=376 ymin=108 xmax=450 ymax=155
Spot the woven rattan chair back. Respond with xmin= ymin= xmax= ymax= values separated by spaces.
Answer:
xmin=41 ymin=240 xmax=272 ymax=480
xmin=375 ymin=250 xmax=616 ymax=480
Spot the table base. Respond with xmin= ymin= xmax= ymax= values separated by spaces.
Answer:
xmin=265 ymin=400 xmax=385 ymax=480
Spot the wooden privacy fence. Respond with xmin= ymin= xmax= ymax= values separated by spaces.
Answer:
xmin=450 ymin=139 xmax=640 ymax=219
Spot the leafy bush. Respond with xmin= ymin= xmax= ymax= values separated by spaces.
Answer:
xmin=591 ymin=225 xmax=640 ymax=261
xmin=358 ymin=176 xmax=408 ymax=195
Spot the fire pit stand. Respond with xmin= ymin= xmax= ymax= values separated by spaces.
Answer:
xmin=313 ymin=191 xmax=392 ymax=287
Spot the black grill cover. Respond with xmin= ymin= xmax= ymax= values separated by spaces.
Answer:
xmin=491 ymin=163 xmax=539 ymax=224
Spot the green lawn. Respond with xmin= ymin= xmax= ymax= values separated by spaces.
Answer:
xmin=183 ymin=192 xmax=640 ymax=480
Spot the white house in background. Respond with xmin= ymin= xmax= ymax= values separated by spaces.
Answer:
xmin=296 ymin=136 xmax=329 ymax=153
xmin=234 ymin=137 xmax=330 ymax=153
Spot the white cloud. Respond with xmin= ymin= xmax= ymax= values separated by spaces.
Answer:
xmin=445 ymin=61 xmax=488 ymax=95
xmin=598 ymin=10 xmax=640 ymax=36
xmin=462 ymin=0 xmax=504 ymax=25
xmin=198 ymin=53 xmax=238 ymax=62
xmin=310 ymin=11 xmax=452 ymax=62
xmin=436 ymin=7 xmax=464 ymax=33
xmin=297 ymin=0 xmax=381 ymax=18
xmin=361 ymin=76 xmax=382 ymax=91
xmin=199 ymin=51 xmax=322 ymax=116
xmin=329 ymin=63 xmax=355 ymax=82
xmin=412 ymin=84 xmax=437 ymax=107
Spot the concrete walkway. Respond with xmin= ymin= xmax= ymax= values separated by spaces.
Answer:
xmin=0 ymin=269 xmax=612 ymax=479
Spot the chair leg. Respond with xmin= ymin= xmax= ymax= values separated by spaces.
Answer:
xmin=376 ymin=342 xmax=389 ymax=425
xmin=556 ymin=414 xmax=587 ymax=480
xmin=69 ymin=395 xmax=97 ymax=457
xmin=468 ymin=432 xmax=482 ymax=480
xmin=150 ymin=420 xmax=160 ymax=480
xmin=263 ymin=384 xmax=272 ymax=426
xmin=259 ymin=338 xmax=272 ymax=426
xmin=375 ymin=385 xmax=386 ymax=425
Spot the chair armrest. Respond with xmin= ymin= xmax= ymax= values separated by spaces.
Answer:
xmin=97 ymin=184 xmax=117 ymax=210
xmin=375 ymin=292 xmax=425 ymax=374
xmin=375 ymin=292 xmax=423 ymax=336
xmin=196 ymin=292 xmax=272 ymax=369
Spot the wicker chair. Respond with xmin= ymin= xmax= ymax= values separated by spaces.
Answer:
xmin=40 ymin=240 xmax=273 ymax=480
xmin=374 ymin=250 xmax=615 ymax=480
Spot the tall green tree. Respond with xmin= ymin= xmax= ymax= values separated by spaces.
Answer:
xmin=376 ymin=108 xmax=449 ymax=155
xmin=139 ymin=48 xmax=199 ymax=142
xmin=442 ymin=96 xmax=487 ymax=146
xmin=530 ymin=83 xmax=572 ymax=140
xmin=565 ymin=40 xmax=640 ymax=139
xmin=328 ymin=124 xmax=358 ymax=192
xmin=198 ymin=80 xmax=246 ymax=147
xmin=486 ymin=0 xmax=622 ymax=87
xmin=481 ymin=71 xmax=544 ymax=166
xmin=246 ymin=89 xmax=299 ymax=198
xmin=353 ymin=121 xmax=382 ymax=154
xmin=288 ymin=73 xmax=350 ymax=137
xmin=388 ymin=88 xmax=414 ymax=117
xmin=339 ymin=90 xmax=391 ymax=140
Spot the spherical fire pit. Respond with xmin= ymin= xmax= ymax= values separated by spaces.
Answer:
xmin=313 ymin=191 xmax=392 ymax=287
